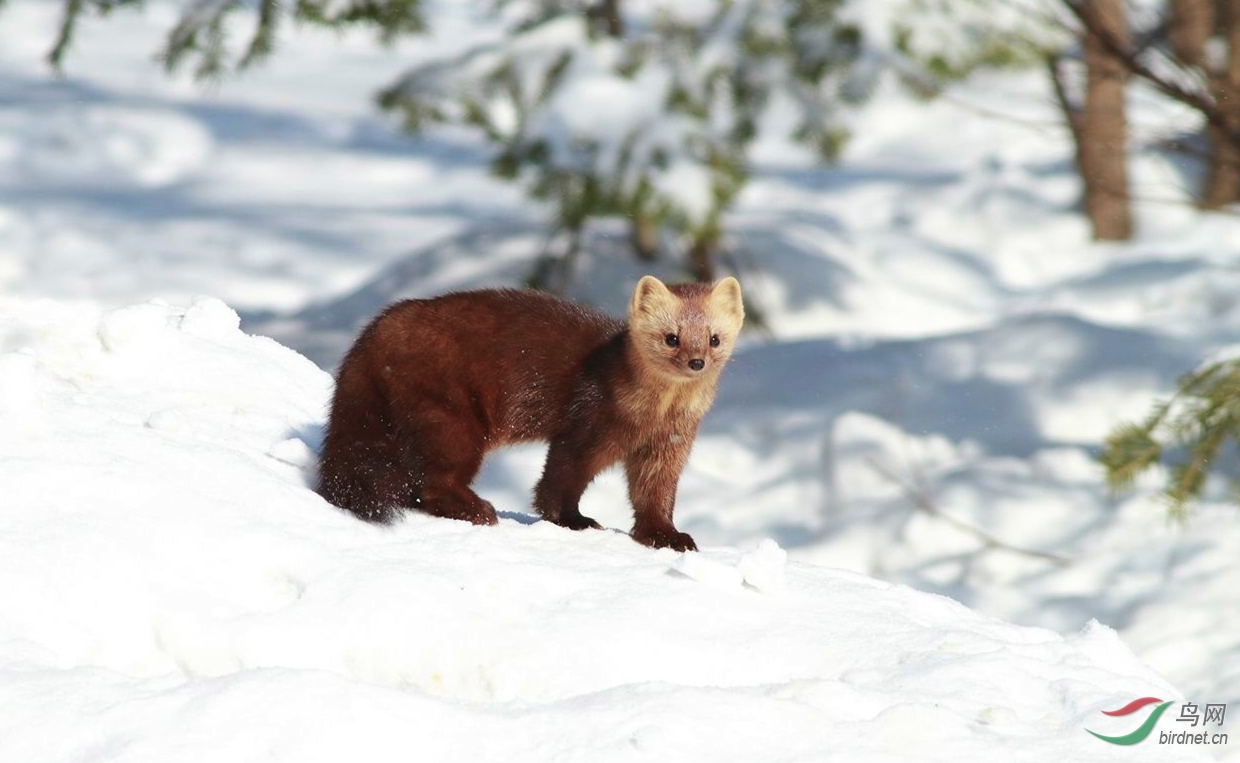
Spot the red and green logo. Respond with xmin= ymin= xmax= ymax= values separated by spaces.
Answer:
xmin=1086 ymin=697 xmax=1174 ymax=745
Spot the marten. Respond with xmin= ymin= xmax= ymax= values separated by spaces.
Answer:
xmin=316 ymin=275 xmax=744 ymax=551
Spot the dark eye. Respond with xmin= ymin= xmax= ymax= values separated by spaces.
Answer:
xmin=710 ymin=334 xmax=720 ymax=347
xmin=664 ymin=333 xmax=679 ymax=347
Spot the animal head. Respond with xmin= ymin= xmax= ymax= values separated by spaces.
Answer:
xmin=628 ymin=275 xmax=744 ymax=382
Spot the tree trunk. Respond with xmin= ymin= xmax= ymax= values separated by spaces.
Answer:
xmin=688 ymin=234 xmax=716 ymax=282
xmin=1202 ymin=0 xmax=1240 ymax=210
xmin=1080 ymin=0 xmax=1134 ymax=240
xmin=1168 ymin=0 xmax=1212 ymax=67
xmin=590 ymin=0 xmax=624 ymax=37
xmin=630 ymin=214 xmax=659 ymax=261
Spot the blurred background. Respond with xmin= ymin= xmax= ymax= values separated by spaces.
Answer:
xmin=2 ymin=0 xmax=1238 ymax=715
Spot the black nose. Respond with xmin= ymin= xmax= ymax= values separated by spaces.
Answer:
xmin=688 ymin=358 xmax=705 ymax=371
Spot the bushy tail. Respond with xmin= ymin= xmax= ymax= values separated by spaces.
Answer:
xmin=317 ymin=360 xmax=411 ymax=524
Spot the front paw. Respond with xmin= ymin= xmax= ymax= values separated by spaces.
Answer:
xmin=557 ymin=512 xmax=602 ymax=531
xmin=631 ymin=526 xmax=697 ymax=552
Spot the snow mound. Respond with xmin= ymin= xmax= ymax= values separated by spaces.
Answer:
xmin=0 ymin=298 xmax=1204 ymax=762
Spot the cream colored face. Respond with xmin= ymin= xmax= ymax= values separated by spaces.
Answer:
xmin=628 ymin=276 xmax=744 ymax=381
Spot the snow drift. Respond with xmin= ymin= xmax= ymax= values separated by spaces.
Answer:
xmin=0 ymin=296 xmax=1206 ymax=761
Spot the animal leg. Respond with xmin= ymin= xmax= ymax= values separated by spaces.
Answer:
xmin=398 ymin=410 xmax=498 ymax=526
xmin=534 ymin=438 xmax=612 ymax=530
xmin=625 ymin=440 xmax=696 ymax=552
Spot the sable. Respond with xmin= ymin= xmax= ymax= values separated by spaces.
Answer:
xmin=316 ymin=276 xmax=744 ymax=551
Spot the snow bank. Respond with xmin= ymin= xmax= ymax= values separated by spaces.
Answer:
xmin=0 ymin=297 xmax=1204 ymax=761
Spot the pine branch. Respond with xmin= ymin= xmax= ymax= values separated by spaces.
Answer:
xmin=299 ymin=0 xmax=425 ymax=40
xmin=1100 ymin=356 xmax=1240 ymax=516
xmin=1165 ymin=423 xmax=1225 ymax=518
xmin=161 ymin=0 xmax=233 ymax=77
xmin=48 ymin=0 xmax=87 ymax=71
xmin=1100 ymin=423 xmax=1162 ymax=493
xmin=156 ymin=0 xmax=423 ymax=78
xmin=239 ymin=0 xmax=280 ymax=70
xmin=40 ymin=0 xmax=145 ymax=71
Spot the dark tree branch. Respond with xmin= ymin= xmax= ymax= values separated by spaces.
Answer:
xmin=868 ymin=457 xmax=1072 ymax=566
xmin=1045 ymin=53 xmax=1084 ymax=145
xmin=1061 ymin=0 xmax=1240 ymax=150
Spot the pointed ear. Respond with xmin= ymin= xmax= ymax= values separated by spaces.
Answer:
xmin=710 ymin=276 xmax=744 ymax=332
xmin=630 ymin=275 xmax=676 ymax=318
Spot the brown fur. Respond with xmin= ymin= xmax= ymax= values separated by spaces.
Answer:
xmin=316 ymin=276 xmax=744 ymax=551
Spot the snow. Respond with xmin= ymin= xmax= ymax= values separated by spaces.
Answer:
xmin=0 ymin=298 xmax=1209 ymax=761
xmin=1 ymin=0 xmax=1238 ymax=758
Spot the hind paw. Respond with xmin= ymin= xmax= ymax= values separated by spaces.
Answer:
xmin=462 ymin=499 xmax=499 ymax=526
xmin=420 ymin=493 xmax=498 ymax=526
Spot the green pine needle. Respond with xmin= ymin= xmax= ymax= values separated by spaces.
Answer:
xmin=1100 ymin=357 xmax=1240 ymax=518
